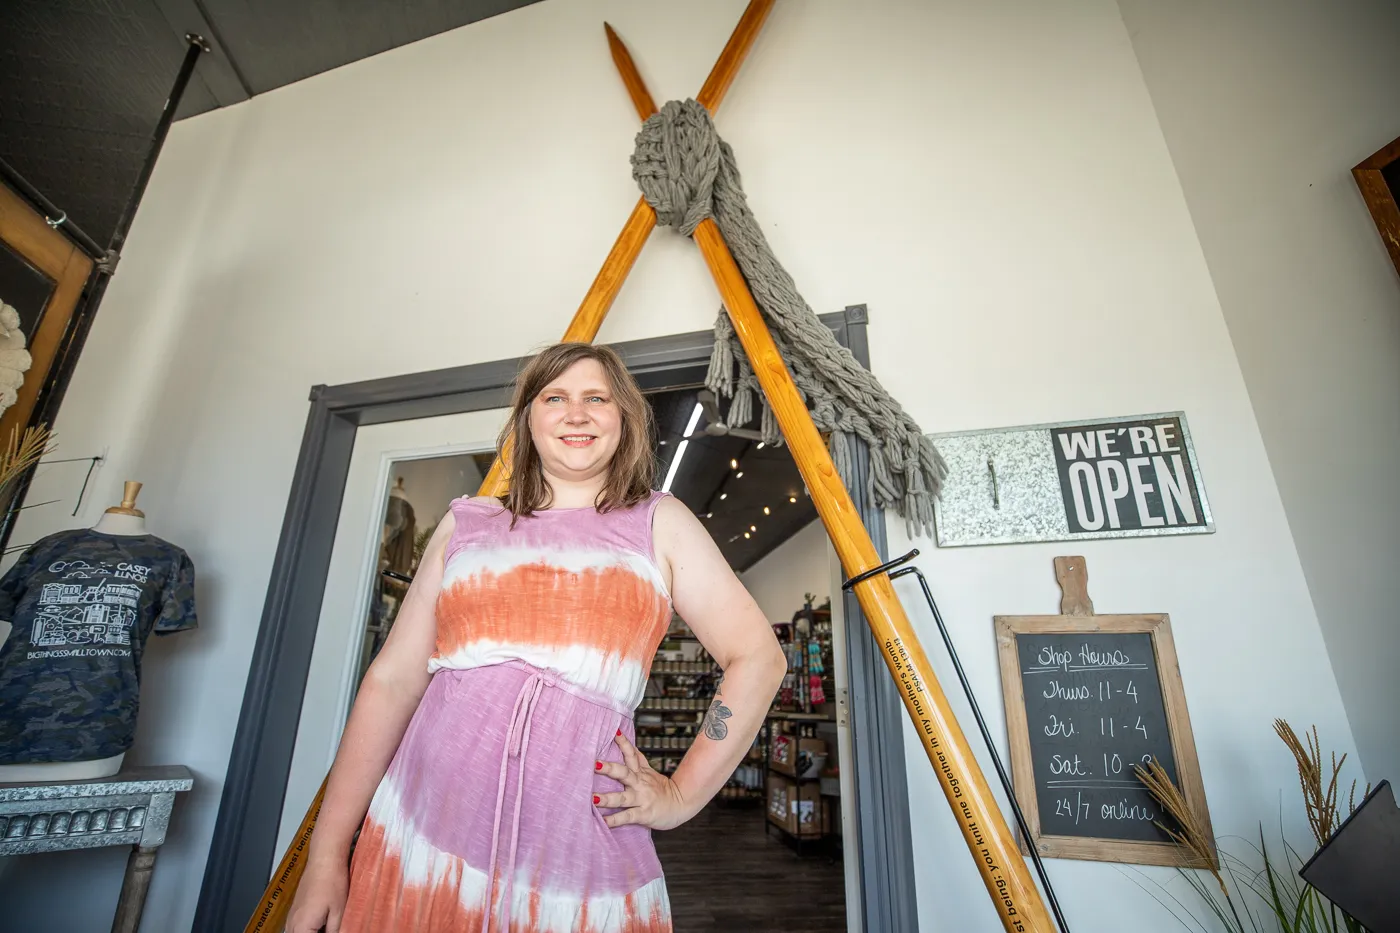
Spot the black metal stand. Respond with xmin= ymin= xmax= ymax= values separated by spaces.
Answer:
xmin=0 ymin=34 xmax=208 ymax=556
xmin=843 ymin=549 xmax=1074 ymax=933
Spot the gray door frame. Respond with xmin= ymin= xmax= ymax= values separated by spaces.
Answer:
xmin=195 ymin=305 xmax=919 ymax=933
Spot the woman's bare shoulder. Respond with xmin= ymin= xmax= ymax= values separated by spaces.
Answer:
xmin=652 ymin=494 xmax=718 ymax=558
xmin=653 ymin=492 xmax=699 ymax=528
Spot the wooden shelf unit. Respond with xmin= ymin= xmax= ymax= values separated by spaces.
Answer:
xmin=641 ymin=622 xmax=765 ymax=801
xmin=762 ymin=599 xmax=842 ymax=853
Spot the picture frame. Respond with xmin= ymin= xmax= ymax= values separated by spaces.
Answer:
xmin=1352 ymin=133 xmax=1400 ymax=279
xmin=0 ymin=182 xmax=94 ymax=445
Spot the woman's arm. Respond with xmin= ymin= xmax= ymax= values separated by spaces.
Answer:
xmin=597 ymin=496 xmax=787 ymax=829
xmin=286 ymin=511 xmax=454 ymax=932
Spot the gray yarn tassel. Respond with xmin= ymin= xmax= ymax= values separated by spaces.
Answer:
xmin=632 ymin=99 xmax=948 ymax=536
xmin=705 ymin=315 xmax=735 ymax=397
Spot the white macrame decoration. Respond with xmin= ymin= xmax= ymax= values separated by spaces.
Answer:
xmin=0 ymin=301 xmax=34 ymax=418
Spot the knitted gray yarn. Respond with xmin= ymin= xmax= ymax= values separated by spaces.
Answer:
xmin=631 ymin=99 xmax=947 ymax=535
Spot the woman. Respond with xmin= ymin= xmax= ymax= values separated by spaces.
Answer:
xmin=288 ymin=343 xmax=789 ymax=933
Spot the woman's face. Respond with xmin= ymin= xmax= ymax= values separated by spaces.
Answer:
xmin=528 ymin=358 xmax=623 ymax=487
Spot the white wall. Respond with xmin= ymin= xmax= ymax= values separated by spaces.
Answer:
xmin=1117 ymin=0 xmax=1400 ymax=785
xmin=740 ymin=519 xmax=829 ymax=624
xmin=0 ymin=1 xmax=1374 ymax=931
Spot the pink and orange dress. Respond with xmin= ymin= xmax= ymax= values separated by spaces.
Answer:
xmin=342 ymin=492 xmax=675 ymax=933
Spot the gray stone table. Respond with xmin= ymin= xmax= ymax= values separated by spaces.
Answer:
xmin=0 ymin=765 xmax=194 ymax=933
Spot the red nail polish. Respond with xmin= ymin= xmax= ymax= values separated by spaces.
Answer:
xmin=593 ymin=795 xmax=600 ymax=805
xmin=595 ymin=761 xmax=603 ymax=770
xmin=616 ymin=728 xmax=622 ymax=736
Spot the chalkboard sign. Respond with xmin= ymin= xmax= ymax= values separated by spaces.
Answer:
xmin=995 ymin=558 xmax=1213 ymax=866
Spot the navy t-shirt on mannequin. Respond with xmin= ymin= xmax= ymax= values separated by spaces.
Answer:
xmin=0 ymin=528 xmax=197 ymax=764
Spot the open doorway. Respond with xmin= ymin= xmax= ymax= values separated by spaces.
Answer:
xmin=277 ymin=389 xmax=856 ymax=932
xmin=645 ymin=387 xmax=852 ymax=932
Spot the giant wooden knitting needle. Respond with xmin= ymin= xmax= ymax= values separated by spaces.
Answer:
xmin=243 ymin=6 xmax=775 ymax=932
xmin=605 ymin=26 xmax=1057 ymax=933
xmin=475 ymin=0 xmax=776 ymax=498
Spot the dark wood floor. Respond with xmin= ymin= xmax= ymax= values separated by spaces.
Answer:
xmin=654 ymin=801 xmax=848 ymax=932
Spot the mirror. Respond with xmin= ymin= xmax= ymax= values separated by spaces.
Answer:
xmin=354 ymin=450 xmax=499 ymax=691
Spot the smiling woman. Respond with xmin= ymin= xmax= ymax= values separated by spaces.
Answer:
xmin=496 ymin=343 xmax=656 ymax=520
xmin=286 ymin=342 xmax=788 ymax=933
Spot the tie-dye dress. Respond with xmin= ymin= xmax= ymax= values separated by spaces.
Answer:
xmin=342 ymin=493 xmax=675 ymax=933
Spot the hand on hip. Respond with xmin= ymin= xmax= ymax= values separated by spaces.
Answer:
xmin=594 ymin=732 xmax=690 ymax=831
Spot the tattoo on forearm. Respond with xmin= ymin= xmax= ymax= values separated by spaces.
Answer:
xmin=702 ymin=675 xmax=733 ymax=741
xmin=703 ymin=696 xmax=732 ymax=741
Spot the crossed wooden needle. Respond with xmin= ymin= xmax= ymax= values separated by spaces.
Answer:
xmin=474 ymin=0 xmax=776 ymax=496
xmin=248 ymin=5 xmax=1057 ymax=932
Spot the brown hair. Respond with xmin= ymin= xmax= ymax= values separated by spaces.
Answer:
xmin=497 ymin=342 xmax=655 ymax=520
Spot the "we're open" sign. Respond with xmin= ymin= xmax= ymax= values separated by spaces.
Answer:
xmin=930 ymin=412 xmax=1214 ymax=547
xmin=1052 ymin=416 xmax=1207 ymax=534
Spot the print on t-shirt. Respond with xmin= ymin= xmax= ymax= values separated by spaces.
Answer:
xmin=0 ymin=529 xmax=197 ymax=764
xmin=31 ymin=561 xmax=149 ymax=654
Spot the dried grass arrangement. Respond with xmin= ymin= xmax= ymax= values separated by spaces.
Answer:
xmin=0 ymin=421 xmax=52 ymax=527
xmin=1129 ymin=720 xmax=1369 ymax=933
xmin=0 ymin=422 xmax=50 ymax=495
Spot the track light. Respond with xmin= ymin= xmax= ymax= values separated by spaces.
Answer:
xmin=789 ymin=496 xmax=797 ymax=503
xmin=730 ymin=459 xmax=738 ymax=469
xmin=750 ymin=525 xmax=756 ymax=532
xmin=720 ymin=493 xmax=727 ymax=500
xmin=763 ymin=506 xmax=770 ymax=515
xmin=736 ymin=471 xmax=743 ymax=479
xmin=744 ymin=532 xmax=751 ymax=539
xmin=662 ymin=404 xmax=704 ymax=494
xmin=706 ymin=512 xmax=713 ymax=518
xmin=757 ymin=442 xmax=765 ymax=449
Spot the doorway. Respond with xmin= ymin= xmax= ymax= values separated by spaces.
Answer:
xmin=197 ymin=312 xmax=920 ymax=933
xmin=646 ymin=386 xmax=854 ymax=932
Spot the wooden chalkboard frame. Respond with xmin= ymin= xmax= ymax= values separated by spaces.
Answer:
xmin=994 ymin=557 xmax=1214 ymax=866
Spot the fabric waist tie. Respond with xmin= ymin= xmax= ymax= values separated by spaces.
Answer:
xmin=477 ymin=661 xmax=633 ymax=933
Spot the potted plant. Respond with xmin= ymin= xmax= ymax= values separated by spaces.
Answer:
xmin=1132 ymin=720 xmax=1369 ymax=932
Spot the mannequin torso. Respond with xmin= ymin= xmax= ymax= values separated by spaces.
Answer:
xmin=0 ymin=483 xmax=150 ymax=784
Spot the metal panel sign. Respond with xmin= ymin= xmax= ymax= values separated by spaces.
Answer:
xmin=930 ymin=412 xmax=1214 ymax=547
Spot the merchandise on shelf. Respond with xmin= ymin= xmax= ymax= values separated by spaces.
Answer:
xmin=642 ymin=616 xmax=763 ymax=799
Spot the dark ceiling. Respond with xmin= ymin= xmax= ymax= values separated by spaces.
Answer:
xmin=0 ymin=0 xmax=542 ymax=249
xmin=648 ymin=388 xmax=819 ymax=573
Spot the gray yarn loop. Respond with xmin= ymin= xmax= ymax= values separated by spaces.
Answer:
xmin=631 ymin=99 xmax=947 ymax=536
